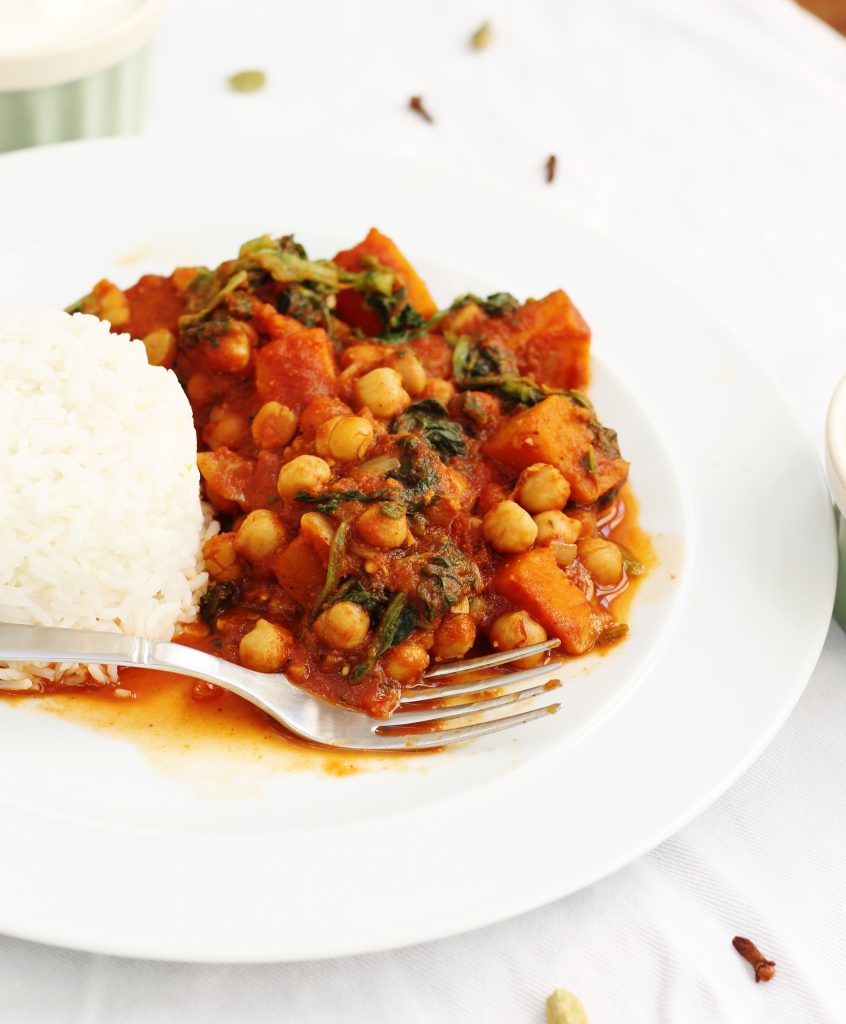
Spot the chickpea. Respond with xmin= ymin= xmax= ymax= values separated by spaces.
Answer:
xmin=337 ymin=363 xmax=365 ymax=402
xmin=204 ymin=407 xmax=249 ymax=450
xmin=355 ymin=367 xmax=411 ymax=418
xmin=314 ymin=415 xmax=344 ymax=457
xmin=514 ymin=463 xmax=570 ymax=513
xmin=446 ymin=467 xmax=473 ymax=510
xmin=432 ymin=613 xmax=476 ymax=661
xmin=299 ymin=511 xmax=335 ymax=552
xmin=327 ymin=416 xmax=374 ymax=462
xmin=482 ymin=500 xmax=538 ymax=553
xmin=549 ymin=540 xmax=578 ymax=567
xmin=186 ymin=373 xmax=216 ymax=406
xmin=203 ymin=483 xmax=241 ymax=516
xmin=340 ymin=343 xmax=385 ymax=371
xmin=251 ymin=401 xmax=297 ymax=449
xmin=468 ymin=595 xmax=489 ymax=625
xmin=202 ymin=533 xmax=240 ymax=581
xmin=277 ymin=455 xmax=331 ymax=501
xmin=300 ymin=396 xmax=352 ymax=438
xmin=234 ymin=509 xmax=287 ymax=562
xmin=390 ymin=351 xmax=427 ymax=395
xmin=533 ymin=510 xmax=582 ymax=546
xmin=356 ymin=504 xmax=408 ymax=549
xmin=382 ymin=642 xmax=430 ymax=684
xmin=142 ymin=328 xmax=176 ymax=367
xmin=208 ymin=321 xmax=253 ymax=373
xmin=577 ymin=537 xmax=624 ymax=587
xmin=314 ymin=601 xmax=370 ymax=650
xmin=447 ymin=301 xmax=482 ymax=331
xmin=567 ymin=506 xmax=597 ymax=538
xmin=420 ymin=378 xmax=455 ymax=404
xmin=239 ymin=619 xmax=294 ymax=673
xmin=96 ymin=283 xmax=130 ymax=327
xmin=489 ymin=611 xmax=548 ymax=669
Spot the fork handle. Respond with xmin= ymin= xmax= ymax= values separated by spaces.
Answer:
xmin=0 ymin=622 xmax=295 ymax=712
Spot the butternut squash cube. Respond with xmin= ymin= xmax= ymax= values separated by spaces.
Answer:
xmin=494 ymin=547 xmax=605 ymax=655
xmin=482 ymin=396 xmax=628 ymax=504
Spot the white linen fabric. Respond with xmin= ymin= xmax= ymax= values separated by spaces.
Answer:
xmin=3 ymin=0 xmax=845 ymax=1019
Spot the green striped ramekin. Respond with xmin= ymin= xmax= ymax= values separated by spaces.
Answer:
xmin=0 ymin=0 xmax=167 ymax=153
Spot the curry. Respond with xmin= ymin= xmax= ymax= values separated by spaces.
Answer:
xmin=72 ymin=229 xmax=640 ymax=718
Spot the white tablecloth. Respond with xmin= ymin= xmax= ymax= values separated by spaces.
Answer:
xmin=5 ymin=0 xmax=846 ymax=1019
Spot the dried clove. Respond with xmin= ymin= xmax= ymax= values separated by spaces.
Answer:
xmin=545 ymin=154 xmax=557 ymax=184
xmin=732 ymin=935 xmax=776 ymax=983
xmin=409 ymin=95 xmax=434 ymax=124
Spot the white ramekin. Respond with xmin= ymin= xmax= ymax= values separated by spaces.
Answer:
xmin=825 ymin=375 xmax=846 ymax=628
xmin=0 ymin=0 xmax=168 ymax=153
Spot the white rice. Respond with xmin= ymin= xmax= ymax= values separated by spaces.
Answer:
xmin=0 ymin=309 xmax=212 ymax=691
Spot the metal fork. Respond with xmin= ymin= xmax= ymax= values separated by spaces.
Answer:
xmin=0 ymin=623 xmax=563 ymax=750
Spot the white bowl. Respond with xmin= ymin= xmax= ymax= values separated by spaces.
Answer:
xmin=0 ymin=0 xmax=168 ymax=153
xmin=825 ymin=375 xmax=846 ymax=627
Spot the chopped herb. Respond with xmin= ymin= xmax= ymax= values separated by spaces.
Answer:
xmin=393 ymin=399 xmax=467 ymax=458
xmin=228 ymin=69 xmax=267 ymax=92
xmin=581 ymin=446 xmax=597 ymax=475
xmin=311 ymin=522 xmax=349 ymax=620
xmin=380 ymin=503 xmax=404 ymax=519
xmin=545 ymin=154 xmax=557 ymax=184
xmin=351 ymin=592 xmax=418 ymax=681
xmin=470 ymin=21 xmax=493 ymax=50
xmin=65 ymin=294 xmax=89 ymax=314
xmin=409 ymin=95 xmax=434 ymax=123
xmin=617 ymin=544 xmax=646 ymax=577
xmin=199 ymin=581 xmax=240 ymax=628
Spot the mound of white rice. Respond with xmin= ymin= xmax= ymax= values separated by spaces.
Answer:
xmin=0 ymin=310 xmax=210 ymax=691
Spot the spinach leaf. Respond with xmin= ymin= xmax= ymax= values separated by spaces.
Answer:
xmin=311 ymin=522 xmax=349 ymax=620
xmin=416 ymin=541 xmax=478 ymax=622
xmin=294 ymin=488 xmax=391 ymax=514
xmin=179 ymin=270 xmax=249 ymax=327
xmin=393 ymin=399 xmax=466 ymax=458
xmin=367 ymin=288 xmax=429 ymax=344
xmin=452 ymin=336 xmax=519 ymax=382
xmin=453 ymin=336 xmax=599 ymax=411
xmin=331 ymin=579 xmax=387 ymax=613
xmin=448 ymin=292 xmax=520 ymax=319
xmin=350 ymin=592 xmax=418 ymax=682
xmin=199 ymin=581 xmax=240 ymax=628
xmin=386 ymin=436 xmax=442 ymax=510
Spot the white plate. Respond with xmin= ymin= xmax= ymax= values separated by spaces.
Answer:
xmin=0 ymin=138 xmax=834 ymax=961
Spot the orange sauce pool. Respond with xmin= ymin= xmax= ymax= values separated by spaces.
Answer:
xmin=603 ymin=484 xmax=656 ymax=622
xmin=10 ymin=670 xmax=407 ymax=780
xmin=6 ymin=485 xmax=653 ymax=779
